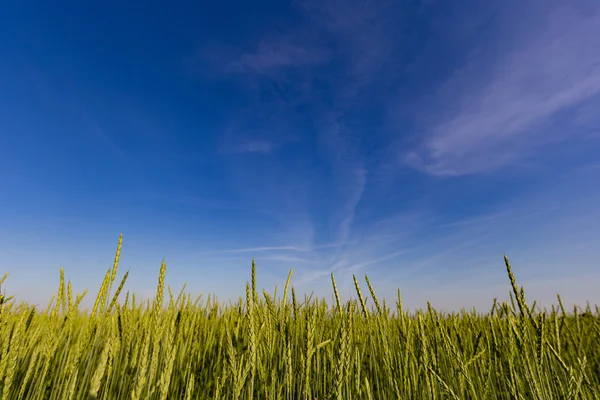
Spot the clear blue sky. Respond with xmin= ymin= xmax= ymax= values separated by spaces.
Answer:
xmin=1 ymin=0 xmax=599 ymax=312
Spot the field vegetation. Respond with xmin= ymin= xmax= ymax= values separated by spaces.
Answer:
xmin=0 ymin=234 xmax=599 ymax=399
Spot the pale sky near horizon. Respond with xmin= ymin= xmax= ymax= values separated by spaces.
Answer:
xmin=1 ymin=0 xmax=599 ymax=313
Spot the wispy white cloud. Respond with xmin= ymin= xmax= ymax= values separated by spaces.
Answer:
xmin=405 ymin=2 xmax=600 ymax=176
xmin=297 ymin=0 xmax=396 ymax=61
xmin=81 ymin=112 xmax=128 ymax=160
xmin=208 ymin=245 xmax=312 ymax=254
xmin=213 ymin=72 xmax=307 ymax=156
xmin=292 ymin=210 xmax=429 ymax=288
xmin=195 ymin=242 xmax=341 ymax=256
xmin=335 ymin=166 xmax=367 ymax=244
xmin=259 ymin=255 xmax=319 ymax=265
xmin=435 ymin=211 xmax=511 ymax=229
xmin=227 ymin=39 xmax=330 ymax=74
xmin=219 ymin=139 xmax=280 ymax=155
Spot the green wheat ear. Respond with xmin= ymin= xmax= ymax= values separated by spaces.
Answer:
xmin=352 ymin=274 xmax=368 ymax=318
xmin=331 ymin=273 xmax=341 ymax=311
xmin=0 ymin=272 xmax=9 ymax=287
xmin=107 ymin=233 xmax=123 ymax=302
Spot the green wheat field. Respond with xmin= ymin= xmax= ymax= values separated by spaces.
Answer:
xmin=0 ymin=235 xmax=598 ymax=399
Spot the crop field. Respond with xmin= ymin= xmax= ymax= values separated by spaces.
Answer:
xmin=0 ymin=235 xmax=599 ymax=399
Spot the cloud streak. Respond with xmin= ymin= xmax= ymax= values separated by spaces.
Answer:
xmin=405 ymin=1 xmax=600 ymax=176
xmin=227 ymin=39 xmax=331 ymax=74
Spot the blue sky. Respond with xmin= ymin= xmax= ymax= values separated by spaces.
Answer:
xmin=1 ymin=0 xmax=599 ymax=312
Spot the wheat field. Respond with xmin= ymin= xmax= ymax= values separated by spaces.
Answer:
xmin=0 ymin=234 xmax=598 ymax=399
